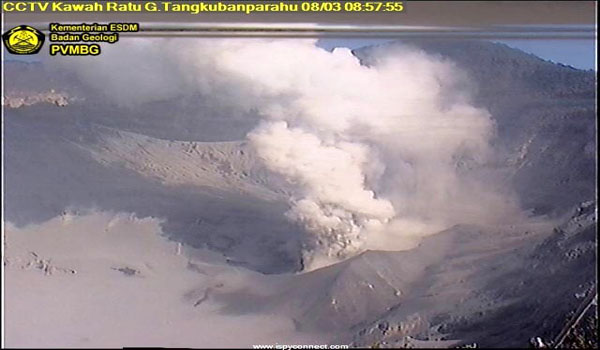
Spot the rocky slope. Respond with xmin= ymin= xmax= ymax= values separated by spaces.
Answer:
xmin=3 ymin=40 xmax=596 ymax=347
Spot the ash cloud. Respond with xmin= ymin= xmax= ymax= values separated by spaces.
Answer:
xmin=52 ymin=38 xmax=524 ymax=269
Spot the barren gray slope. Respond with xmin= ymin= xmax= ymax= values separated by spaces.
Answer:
xmin=346 ymin=203 xmax=595 ymax=348
xmin=3 ymin=107 xmax=304 ymax=274
xmin=3 ymin=40 xmax=597 ymax=348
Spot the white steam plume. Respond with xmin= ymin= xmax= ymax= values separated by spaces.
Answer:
xmin=54 ymin=38 xmax=522 ymax=269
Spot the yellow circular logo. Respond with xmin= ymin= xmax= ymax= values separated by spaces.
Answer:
xmin=2 ymin=25 xmax=45 ymax=55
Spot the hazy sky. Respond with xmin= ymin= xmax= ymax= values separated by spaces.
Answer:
xmin=316 ymin=38 xmax=596 ymax=71
xmin=4 ymin=38 xmax=596 ymax=71
xmin=495 ymin=39 xmax=596 ymax=70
